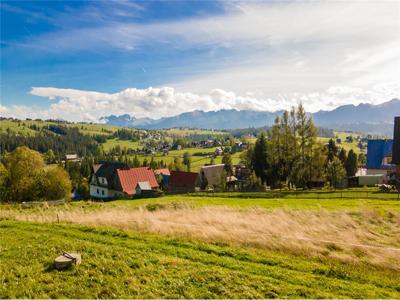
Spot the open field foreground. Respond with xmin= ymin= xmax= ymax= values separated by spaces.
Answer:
xmin=1 ymin=195 xmax=400 ymax=298
xmin=1 ymin=220 xmax=400 ymax=299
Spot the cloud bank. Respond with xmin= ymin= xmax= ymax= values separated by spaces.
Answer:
xmin=1 ymin=84 xmax=399 ymax=122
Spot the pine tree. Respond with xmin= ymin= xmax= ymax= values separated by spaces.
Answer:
xmin=326 ymin=157 xmax=346 ymax=189
xmin=269 ymin=116 xmax=282 ymax=186
xmin=345 ymin=149 xmax=358 ymax=177
xmin=251 ymin=132 xmax=269 ymax=185
xmin=338 ymin=148 xmax=347 ymax=166
xmin=327 ymin=139 xmax=338 ymax=162
xmin=133 ymin=155 xmax=140 ymax=167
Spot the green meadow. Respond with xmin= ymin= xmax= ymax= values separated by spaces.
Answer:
xmin=1 ymin=220 xmax=399 ymax=299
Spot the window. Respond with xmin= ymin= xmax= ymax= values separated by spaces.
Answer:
xmin=102 ymin=190 xmax=105 ymax=195
xmin=97 ymin=189 xmax=99 ymax=194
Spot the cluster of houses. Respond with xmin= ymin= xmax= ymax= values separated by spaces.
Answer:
xmin=89 ymin=162 xmax=250 ymax=199
xmin=87 ymin=116 xmax=399 ymax=198
xmin=90 ymin=134 xmax=398 ymax=199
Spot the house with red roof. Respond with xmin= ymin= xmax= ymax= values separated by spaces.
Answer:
xmin=117 ymin=167 xmax=159 ymax=196
xmin=90 ymin=163 xmax=159 ymax=199
xmin=166 ymin=170 xmax=200 ymax=193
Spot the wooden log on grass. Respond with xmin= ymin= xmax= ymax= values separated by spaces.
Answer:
xmin=54 ymin=251 xmax=81 ymax=270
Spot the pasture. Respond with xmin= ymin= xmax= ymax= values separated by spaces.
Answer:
xmin=318 ymin=131 xmax=363 ymax=154
xmin=0 ymin=119 xmax=121 ymax=136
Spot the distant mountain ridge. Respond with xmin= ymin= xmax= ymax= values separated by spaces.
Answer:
xmin=101 ymin=99 xmax=400 ymax=136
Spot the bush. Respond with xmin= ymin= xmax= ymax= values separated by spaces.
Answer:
xmin=2 ymin=146 xmax=72 ymax=202
xmin=42 ymin=167 xmax=71 ymax=201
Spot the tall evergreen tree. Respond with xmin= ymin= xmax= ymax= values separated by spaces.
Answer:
xmin=338 ymin=148 xmax=347 ymax=166
xmin=327 ymin=139 xmax=338 ymax=162
xmin=345 ymin=150 xmax=358 ymax=177
xmin=251 ymin=132 xmax=269 ymax=185
xmin=326 ymin=157 xmax=346 ymax=189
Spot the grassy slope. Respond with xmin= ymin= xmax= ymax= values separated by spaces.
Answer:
xmin=163 ymin=128 xmax=226 ymax=136
xmin=100 ymin=142 xmax=242 ymax=171
xmin=1 ymin=220 xmax=399 ymax=298
xmin=2 ymin=191 xmax=395 ymax=213
xmin=108 ymin=193 xmax=400 ymax=211
xmin=318 ymin=131 xmax=363 ymax=154
xmin=0 ymin=119 xmax=121 ymax=136
xmin=101 ymin=139 xmax=141 ymax=151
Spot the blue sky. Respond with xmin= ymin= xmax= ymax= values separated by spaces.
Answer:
xmin=1 ymin=0 xmax=400 ymax=121
xmin=1 ymin=1 xmax=226 ymax=105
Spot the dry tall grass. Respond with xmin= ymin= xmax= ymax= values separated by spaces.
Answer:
xmin=2 ymin=204 xmax=400 ymax=268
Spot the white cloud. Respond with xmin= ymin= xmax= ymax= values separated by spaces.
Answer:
xmin=14 ymin=2 xmax=399 ymax=53
xmin=1 ymin=84 xmax=399 ymax=122
xmin=2 ymin=1 xmax=400 ymax=120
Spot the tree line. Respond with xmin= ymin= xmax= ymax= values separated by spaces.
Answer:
xmin=245 ymin=104 xmax=359 ymax=189
xmin=0 ymin=126 xmax=100 ymax=159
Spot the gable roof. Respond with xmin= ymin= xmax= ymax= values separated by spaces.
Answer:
xmin=154 ymin=168 xmax=171 ymax=176
xmin=65 ymin=154 xmax=78 ymax=160
xmin=93 ymin=164 xmax=102 ymax=174
xmin=92 ymin=162 xmax=128 ymax=189
xmin=117 ymin=167 xmax=159 ymax=195
xmin=168 ymin=170 xmax=199 ymax=188
xmin=200 ymin=164 xmax=225 ymax=186
xmin=137 ymin=181 xmax=152 ymax=191
xmin=366 ymin=140 xmax=394 ymax=169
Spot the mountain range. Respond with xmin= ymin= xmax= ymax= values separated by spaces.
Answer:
xmin=101 ymin=99 xmax=400 ymax=136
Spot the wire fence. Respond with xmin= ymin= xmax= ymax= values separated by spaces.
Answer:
xmin=193 ymin=189 xmax=400 ymax=200
xmin=20 ymin=199 xmax=66 ymax=207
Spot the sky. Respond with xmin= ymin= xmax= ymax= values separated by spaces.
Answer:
xmin=1 ymin=0 xmax=400 ymax=122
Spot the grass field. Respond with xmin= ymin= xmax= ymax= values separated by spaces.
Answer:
xmin=0 ymin=119 xmax=121 ymax=136
xmin=318 ymin=131 xmax=364 ymax=154
xmin=101 ymin=139 xmax=141 ymax=151
xmin=163 ymin=128 xmax=226 ymax=137
xmin=1 ymin=220 xmax=399 ymax=298
xmin=0 ymin=120 xmax=226 ymax=138
xmin=99 ymin=143 xmax=243 ymax=171
xmin=1 ymin=193 xmax=400 ymax=298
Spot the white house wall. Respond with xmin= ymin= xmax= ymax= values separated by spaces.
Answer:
xmin=90 ymin=185 xmax=123 ymax=199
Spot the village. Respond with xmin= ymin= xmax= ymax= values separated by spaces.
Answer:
xmin=86 ymin=117 xmax=399 ymax=200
